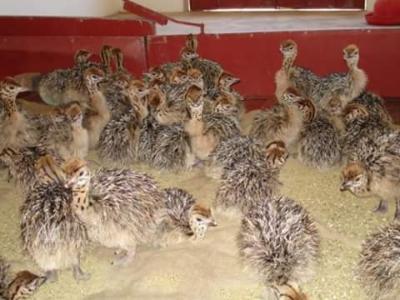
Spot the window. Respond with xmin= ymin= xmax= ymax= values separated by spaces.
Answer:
xmin=189 ymin=0 xmax=365 ymax=10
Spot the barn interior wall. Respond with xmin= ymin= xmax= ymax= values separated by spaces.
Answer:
xmin=0 ymin=0 xmax=378 ymax=16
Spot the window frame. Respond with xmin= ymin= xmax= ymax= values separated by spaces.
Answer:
xmin=188 ymin=0 xmax=366 ymax=11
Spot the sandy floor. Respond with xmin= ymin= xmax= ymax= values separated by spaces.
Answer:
xmin=0 ymin=120 xmax=393 ymax=300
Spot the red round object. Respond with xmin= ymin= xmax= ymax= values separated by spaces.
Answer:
xmin=366 ymin=0 xmax=400 ymax=25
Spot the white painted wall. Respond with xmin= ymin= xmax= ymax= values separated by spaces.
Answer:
xmin=133 ymin=0 xmax=187 ymax=12
xmin=366 ymin=0 xmax=377 ymax=10
xmin=0 ymin=0 xmax=185 ymax=16
xmin=0 ymin=0 xmax=122 ymax=17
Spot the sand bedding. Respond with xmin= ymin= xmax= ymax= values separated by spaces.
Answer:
xmin=0 ymin=135 xmax=391 ymax=300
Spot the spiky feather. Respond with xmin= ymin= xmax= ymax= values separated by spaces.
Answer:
xmin=209 ymin=135 xmax=265 ymax=170
xmin=0 ymin=146 xmax=63 ymax=193
xmin=161 ymin=187 xmax=196 ymax=236
xmin=214 ymin=160 xmax=281 ymax=214
xmin=297 ymin=113 xmax=342 ymax=169
xmin=358 ymin=222 xmax=400 ymax=300
xmin=84 ymin=168 xmax=165 ymax=246
xmin=203 ymin=113 xmax=240 ymax=142
xmin=0 ymin=257 xmax=10 ymax=299
xmin=20 ymin=182 xmax=88 ymax=272
xmin=238 ymin=196 xmax=320 ymax=287
xmin=97 ymin=110 xmax=139 ymax=165
xmin=150 ymin=124 xmax=191 ymax=170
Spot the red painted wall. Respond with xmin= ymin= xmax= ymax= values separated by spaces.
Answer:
xmin=0 ymin=16 xmax=399 ymax=108
xmin=0 ymin=16 xmax=152 ymax=79
xmin=0 ymin=17 xmax=154 ymax=36
xmin=0 ymin=36 xmax=147 ymax=79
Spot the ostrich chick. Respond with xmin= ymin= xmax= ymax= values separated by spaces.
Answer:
xmin=0 ymin=257 xmax=46 ymax=300
xmin=213 ymin=90 xmax=244 ymax=122
xmin=110 ymin=47 xmax=130 ymax=77
xmin=238 ymin=196 xmax=320 ymax=300
xmin=159 ymin=188 xmax=217 ymax=242
xmin=97 ymin=79 xmax=149 ymax=165
xmin=209 ymin=71 xmax=243 ymax=119
xmin=41 ymin=102 xmax=89 ymax=160
xmin=206 ymin=135 xmax=265 ymax=180
xmin=275 ymin=40 xmax=320 ymax=101
xmin=341 ymin=160 xmax=400 ymax=219
xmin=63 ymin=159 xmax=165 ymax=266
xmin=153 ymin=80 xmax=189 ymax=126
xmin=184 ymin=34 xmax=225 ymax=98
xmin=213 ymin=141 xmax=289 ymax=215
xmin=341 ymin=103 xmax=392 ymax=163
xmin=276 ymin=40 xmax=367 ymax=108
xmin=143 ymin=67 xmax=167 ymax=88
xmin=138 ymin=86 xmax=193 ymax=170
xmin=351 ymin=91 xmax=392 ymax=123
xmin=338 ymin=44 xmax=368 ymax=105
xmin=20 ymin=155 xmax=89 ymax=282
xmin=38 ymin=46 xmax=112 ymax=106
xmin=151 ymin=123 xmax=192 ymax=170
xmin=184 ymin=84 xmax=218 ymax=161
xmin=184 ymin=84 xmax=240 ymax=162
xmin=289 ymin=97 xmax=342 ymax=170
xmin=0 ymin=146 xmax=63 ymax=193
xmin=0 ymin=78 xmax=30 ymax=151
xmin=36 ymin=49 xmax=93 ymax=106
xmin=214 ymin=71 xmax=241 ymax=96
xmin=249 ymin=88 xmax=306 ymax=152
xmin=357 ymin=222 xmax=400 ymax=300
xmin=136 ymin=88 xmax=163 ymax=164
xmin=82 ymin=67 xmax=110 ymax=149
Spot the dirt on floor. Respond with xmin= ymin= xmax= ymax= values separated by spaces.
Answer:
xmin=0 ymin=116 xmax=392 ymax=300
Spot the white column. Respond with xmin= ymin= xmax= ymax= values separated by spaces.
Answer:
xmin=366 ymin=0 xmax=377 ymax=10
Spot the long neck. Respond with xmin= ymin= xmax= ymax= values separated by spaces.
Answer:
xmin=190 ymin=107 xmax=203 ymax=121
xmin=305 ymin=105 xmax=316 ymax=122
xmin=38 ymin=160 xmax=66 ymax=185
xmin=75 ymin=56 xmax=88 ymax=68
xmin=89 ymin=89 xmax=109 ymax=117
xmin=126 ymin=88 xmax=139 ymax=106
xmin=148 ymin=78 xmax=165 ymax=88
xmin=296 ymin=99 xmax=316 ymax=123
xmin=127 ymin=91 xmax=147 ymax=122
xmin=85 ymin=80 xmax=98 ymax=96
xmin=283 ymin=52 xmax=296 ymax=73
xmin=101 ymin=54 xmax=111 ymax=74
xmin=1 ymin=95 xmax=17 ymax=118
xmin=181 ymin=54 xmax=194 ymax=64
xmin=219 ymin=83 xmax=231 ymax=92
xmin=71 ymin=120 xmax=82 ymax=130
xmin=70 ymin=114 xmax=83 ymax=129
xmin=346 ymin=56 xmax=359 ymax=72
xmin=71 ymin=181 xmax=91 ymax=212
xmin=115 ymin=56 xmax=124 ymax=73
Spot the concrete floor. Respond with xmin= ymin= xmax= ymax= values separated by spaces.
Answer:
xmin=151 ymin=11 xmax=400 ymax=35
xmin=110 ymin=11 xmax=400 ymax=35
